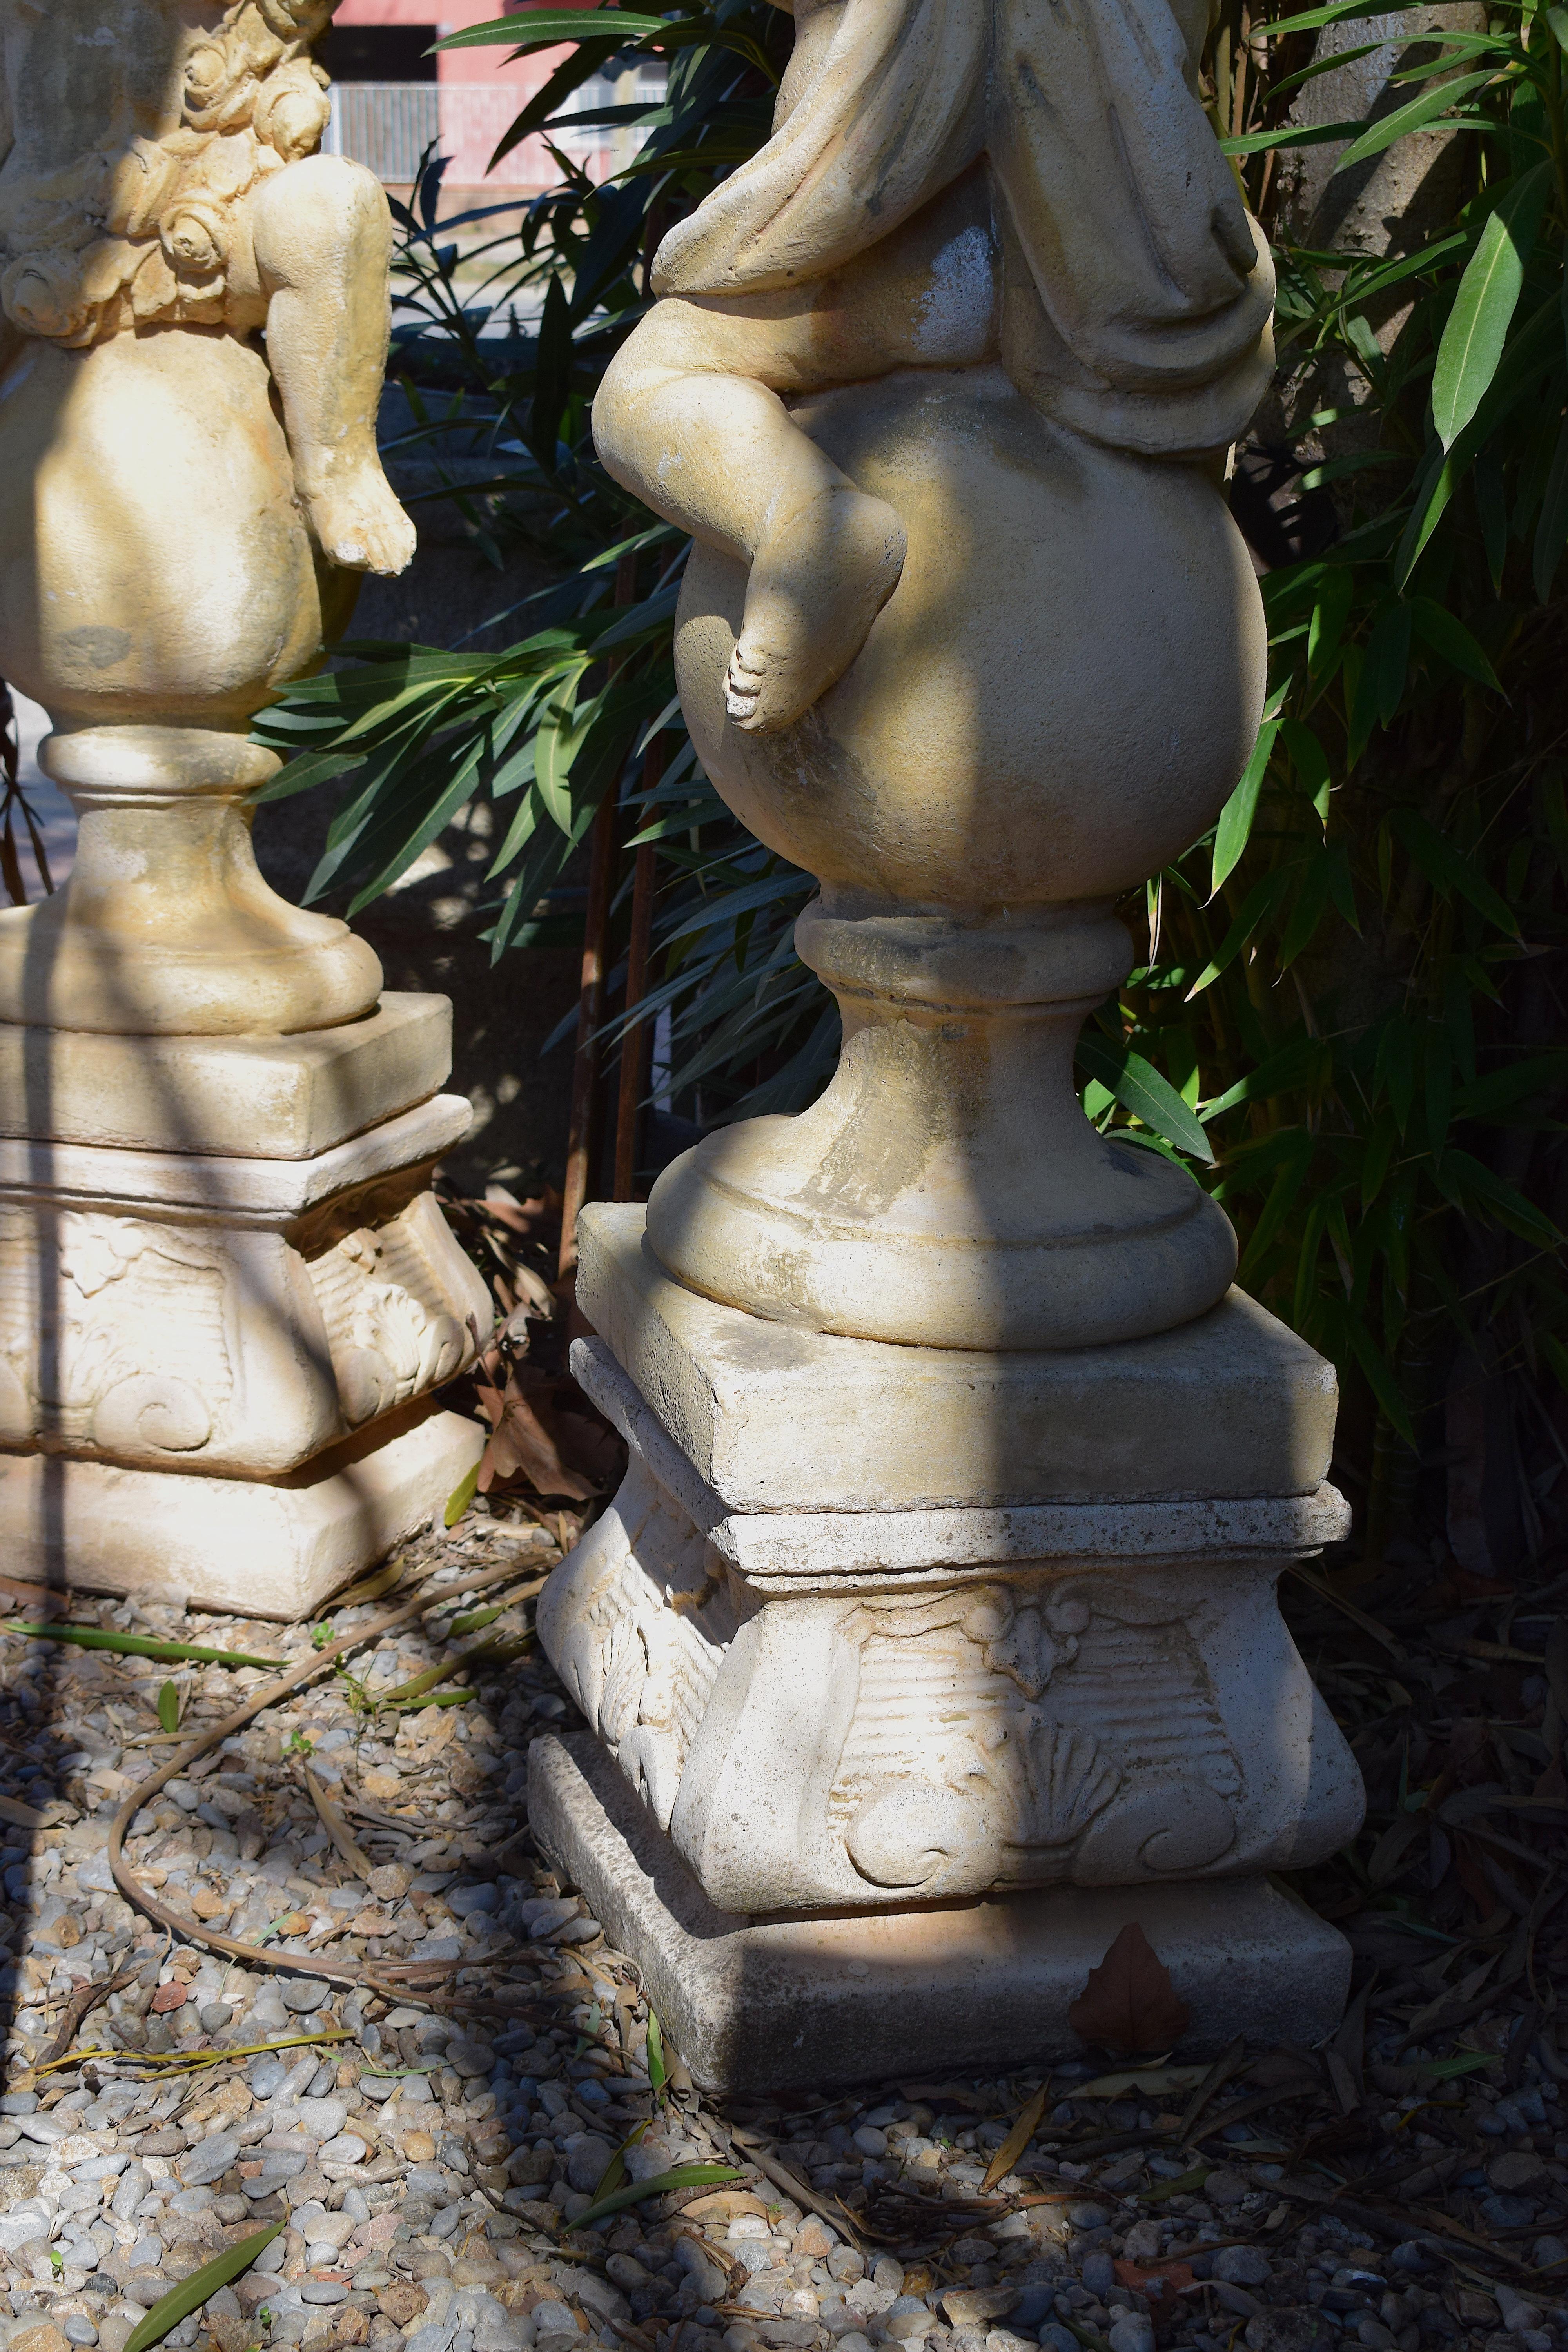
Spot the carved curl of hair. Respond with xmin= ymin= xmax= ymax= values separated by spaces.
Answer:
xmin=0 ymin=0 xmax=341 ymax=347
xmin=182 ymin=0 xmax=334 ymax=154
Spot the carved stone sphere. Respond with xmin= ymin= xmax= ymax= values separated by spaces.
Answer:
xmin=0 ymin=328 xmax=353 ymax=730
xmin=675 ymin=363 xmax=1267 ymax=910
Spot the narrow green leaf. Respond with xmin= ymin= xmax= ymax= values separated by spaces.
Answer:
xmin=1277 ymin=853 xmax=1335 ymax=969
xmin=646 ymin=2007 xmax=668 ymax=2092
xmin=1424 ymin=1021 xmax=1453 ymax=1153
xmin=1306 ymin=568 xmax=1354 ymax=676
xmin=247 ymin=751 xmax=357 ymax=806
xmin=592 ymin=2120 xmax=649 ymax=2205
xmin=1345 ymin=1321 xmax=1417 ymax=1446
xmin=1281 ymin=720 xmax=1333 ymax=828
xmin=1533 ymin=417 xmax=1568 ymax=602
xmin=529 ymin=272 xmax=574 ymax=472
xmin=1221 ymin=117 xmax=1375 ymax=156
xmin=1202 ymin=1036 xmax=1327 ymax=1122
xmin=1432 ymin=163 xmax=1552 ymax=449
xmin=1261 ymin=0 xmax=1451 ymax=37
xmin=1377 ymin=1014 xmax=1416 ymax=1135
xmin=1432 ymin=1148 xmax=1562 ymax=1247
xmin=1390 ymin=806 xmax=1520 ymax=936
xmin=1211 ymin=722 xmax=1279 ymax=896
xmin=124 ymin=2223 xmax=283 ymax=2352
xmin=1396 ymin=293 xmax=1562 ymax=584
xmin=1076 ymin=1036 xmax=1215 ymax=1163
xmin=0 ymin=1624 xmax=279 ymax=1668
xmin=156 ymin=1681 xmax=180 ymax=1735
xmin=573 ymin=2163 xmax=743 ymax=2230
xmin=1361 ymin=1120 xmax=1396 ymax=1211
xmin=1454 ymin=1051 xmax=1568 ymax=1122
xmin=1237 ymin=1134 xmax=1315 ymax=1283
xmin=1406 ymin=597 xmax=1502 ymax=689
xmin=1369 ymin=603 xmax=1412 ymax=727
xmin=436 ymin=11 xmax=668 ymax=49
xmin=1332 ymin=71 xmax=1492 ymax=174
xmin=444 ymin=1461 xmax=481 ymax=1530
xmin=1185 ymin=870 xmax=1292 ymax=998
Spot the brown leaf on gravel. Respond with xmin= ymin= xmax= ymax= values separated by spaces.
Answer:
xmin=982 ymin=2083 xmax=1049 ymax=2190
xmin=1116 ymin=2257 xmax=1195 ymax=2335
xmin=1068 ymin=1923 xmax=1191 ymax=2053
xmin=149 ymin=1978 xmax=188 ymax=2013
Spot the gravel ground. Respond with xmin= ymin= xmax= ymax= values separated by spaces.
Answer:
xmin=2 ymin=1517 xmax=1567 ymax=2352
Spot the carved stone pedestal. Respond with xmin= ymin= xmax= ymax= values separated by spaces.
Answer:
xmin=533 ymin=1205 xmax=1363 ymax=2085
xmin=0 ymin=1000 xmax=489 ymax=1617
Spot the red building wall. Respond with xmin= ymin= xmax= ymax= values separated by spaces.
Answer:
xmin=329 ymin=0 xmax=612 ymax=193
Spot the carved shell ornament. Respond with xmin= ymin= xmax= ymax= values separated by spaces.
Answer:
xmin=0 ymin=0 xmax=334 ymax=348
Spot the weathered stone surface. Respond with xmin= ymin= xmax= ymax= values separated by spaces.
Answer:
xmin=0 ymin=7 xmax=487 ymax=1601
xmin=0 ymin=1403 xmax=485 ymax=1617
xmin=0 ymin=995 xmax=452 ymax=1159
xmin=575 ymin=1205 xmax=1338 ymax=1511
xmin=539 ymin=1331 xmax=1361 ymax=1915
xmin=527 ymin=1730 xmax=1353 ymax=2093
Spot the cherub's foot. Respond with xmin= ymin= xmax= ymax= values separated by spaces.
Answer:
xmin=304 ymin=464 xmax=417 ymax=577
xmin=724 ymin=486 xmax=906 ymax=733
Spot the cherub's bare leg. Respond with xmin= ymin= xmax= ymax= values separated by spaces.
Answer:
xmin=595 ymin=302 xmax=906 ymax=733
xmin=245 ymin=156 xmax=417 ymax=578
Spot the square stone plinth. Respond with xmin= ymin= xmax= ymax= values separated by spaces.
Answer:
xmin=529 ymin=1730 xmax=1353 ymax=2094
xmin=0 ymin=993 xmax=452 ymax=1158
xmin=576 ymin=1204 xmax=1336 ymax=1510
xmin=0 ymin=1402 xmax=484 ymax=1617
xmin=0 ymin=1093 xmax=492 ymax=1477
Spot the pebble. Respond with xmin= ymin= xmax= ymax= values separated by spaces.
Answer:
xmin=2 ymin=1532 xmax=1559 ymax=2352
xmin=280 ymin=1978 xmax=332 ymax=2013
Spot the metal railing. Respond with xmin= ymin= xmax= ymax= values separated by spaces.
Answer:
xmin=324 ymin=83 xmax=441 ymax=185
xmin=324 ymin=73 xmax=667 ymax=189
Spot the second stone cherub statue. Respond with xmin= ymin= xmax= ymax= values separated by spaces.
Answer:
xmin=595 ymin=0 xmax=1276 ymax=735
xmin=0 ymin=0 xmax=413 ymax=586
xmin=0 ymin=0 xmax=417 ymax=1034
xmin=592 ymin=0 xmax=1279 ymax=1349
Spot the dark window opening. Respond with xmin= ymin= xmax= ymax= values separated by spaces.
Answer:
xmin=319 ymin=25 xmax=439 ymax=81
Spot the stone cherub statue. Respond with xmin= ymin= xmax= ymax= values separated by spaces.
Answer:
xmin=0 ymin=0 xmax=415 ymax=1033
xmin=0 ymin=0 xmax=414 ymax=574
xmin=593 ymin=0 xmax=1279 ymax=1350
xmin=596 ymin=0 xmax=1275 ymax=735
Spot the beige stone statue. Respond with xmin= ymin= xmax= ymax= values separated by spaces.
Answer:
xmin=0 ymin=2 xmax=487 ymax=1612
xmin=594 ymin=0 xmax=1277 ymax=1349
xmin=530 ymin=0 xmax=1362 ymax=2089
xmin=0 ymin=0 xmax=414 ymax=1033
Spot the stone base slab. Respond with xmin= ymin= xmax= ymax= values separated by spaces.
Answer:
xmin=0 ymin=1403 xmax=484 ymax=1618
xmin=577 ymin=1204 xmax=1336 ymax=1511
xmin=528 ymin=1730 xmax=1353 ymax=2094
xmin=0 ymin=993 xmax=453 ymax=1159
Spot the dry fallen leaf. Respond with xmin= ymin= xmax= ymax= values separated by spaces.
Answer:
xmin=898 ymin=2081 xmax=993 ymax=2113
xmin=1067 ymin=1922 xmax=1191 ymax=2054
xmin=305 ymin=1767 xmax=375 ymax=1882
xmin=149 ymin=1979 xmax=188 ymax=2014
xmin=1115 ymin=2258 xmax=1196 ymax=2313
xmin=475 ymin=1371 xmax=600 ymax=1502
xmin=1077 ymin=2065 xmax=1209 ymax=2100
xmin=982 ymin=2082 xmax=1049 ymax=2190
